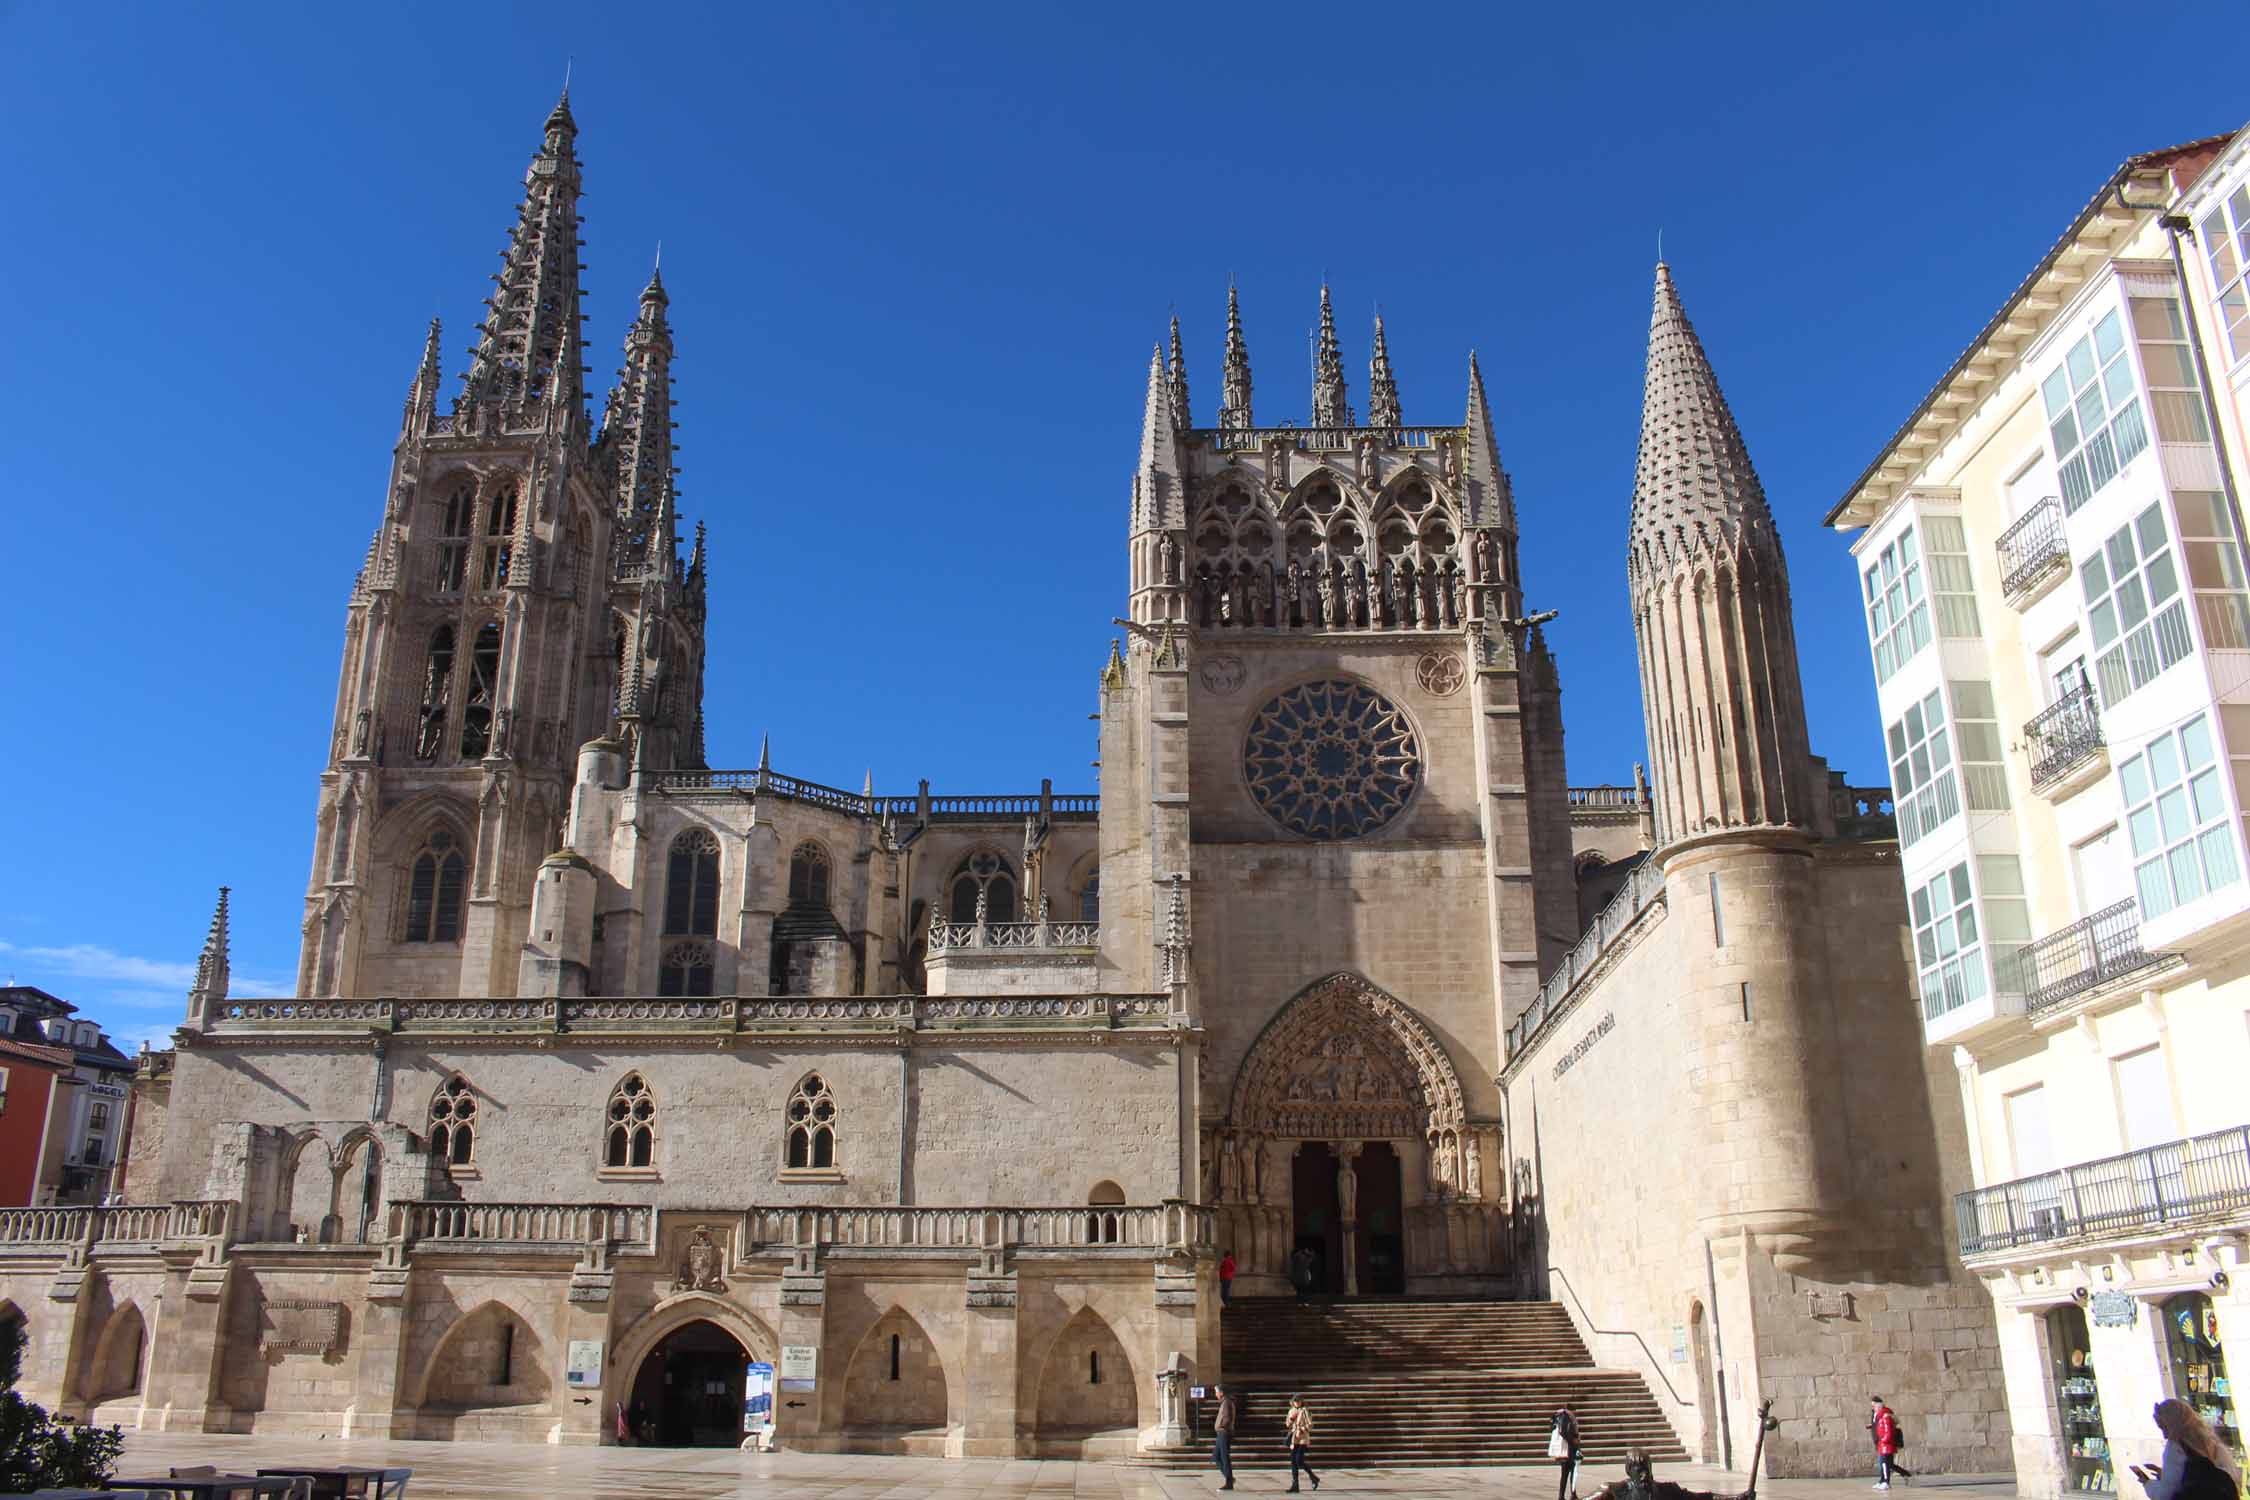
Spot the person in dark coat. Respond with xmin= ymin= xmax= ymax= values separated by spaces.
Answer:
xmin=1212 ymin=1383 xmax=1237 ymax=1490
xmin=1552 ymin=1406 xmax=1584 ymax=1500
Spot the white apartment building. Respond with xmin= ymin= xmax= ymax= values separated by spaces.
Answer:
xmin=1830 ymin=126 xmax=2250 ymax=1496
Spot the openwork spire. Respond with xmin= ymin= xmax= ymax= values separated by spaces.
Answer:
xmin=608 ymin=260 xmax=678 ymax=574
xmin=403 ymin=317 xmax=442 ymax=427
xmin=460 ymin=91 xmax=585 ymax=414
xmin=189 ymin=885 xmax=231 ymax=1015
xmin=1312 ymin=284 xmax=1350 ymax=428
xmin=1628 ymin=263 xmax=1783 ymax=594
xmin=1367 ymin=315 xmax=1401 ymax=429
xmin=1166 ymin=315 xmax=1191 ymax=428
xmin=1219 ymin=283 xmax=1253 ymax=430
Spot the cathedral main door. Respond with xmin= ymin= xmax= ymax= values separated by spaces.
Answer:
xmin=625 ymin=1319 xmax=752 ymax=1447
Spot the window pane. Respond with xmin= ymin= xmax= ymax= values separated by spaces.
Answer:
xmin=2149 ymin=736 xmax=2181 ymax=789
xmin=2169 ymin=842 xmax=2205 ymax=905
xmin=2093 ymin=311 xmax=2123 ymax=362
xmin=2139 ymin=858 xmax=2173 ymax=918
xmin=2129 ymin=805 xmax=2159 ymax=855
xmin=2200 ymin=826 xmax=2241 ymax=890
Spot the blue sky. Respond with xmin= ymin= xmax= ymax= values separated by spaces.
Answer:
xmin=0 ymin=3 xmax=2240 ymax=1043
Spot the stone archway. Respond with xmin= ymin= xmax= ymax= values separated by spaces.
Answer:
xmin=608 ymin=1294 xmax=778 ymax=1449
xmin=1218 ymin=973 xmax=1486 ymax=1295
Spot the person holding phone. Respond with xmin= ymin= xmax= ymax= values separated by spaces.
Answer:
xmin=2135 ymin=1399 xmax=2241 ymax=1500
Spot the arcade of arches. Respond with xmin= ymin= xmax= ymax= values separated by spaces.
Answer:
xmin=1208 ymin=974 xmax=1504 ymax=1295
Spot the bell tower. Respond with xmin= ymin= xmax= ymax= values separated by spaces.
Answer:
xmin=299 ymin=93 xmax=707 ymax=1000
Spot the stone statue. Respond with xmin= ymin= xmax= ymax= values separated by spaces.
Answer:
xmin=1446 ymin=566 xmax=1465 ymax=627
xmin=1440 ymin=435 xmax=1461 ymax=485
xmin=1338 ymin=1158 xmax=1359 ymax=1220
xmin=1219 ymin=1135 xmax=1241 ymax=1199
xmin=674 ymin=1224 xmax=727 ymax=1293
xmin=1473 ymin=529 xmax=1496 ymax=583
xmin=352 ymin=709 xmax=372 ymax=758
xmin=1314 ymin=561 xmax=1335 ymax=627
xmin=1464 ymin=1131 xmax=1484 ymax=1198
xmin=1398 ymin=562 xmax=1419 ymax=627
xmin=1345 ymin=563 xmax=1366 ymax=627
xmin=1286 ymin=559 xmax=1305 ymax=625
xmin=1592 ymin=1450 xmax=1756 ymax=1500
xmin=1158 ymin=532 xmax=1179 ymax=584
xmin=1357 ymin=433 xmax=1378 ymax=485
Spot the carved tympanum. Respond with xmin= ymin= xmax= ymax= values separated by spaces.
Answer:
xmin=1229 ymin=973 xmax=1468 ymax=1141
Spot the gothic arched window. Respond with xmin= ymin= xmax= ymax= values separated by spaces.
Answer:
xmin=457 ymin=622 xmax=502 ymax=758
xmin=428 ymin=1076 xmax=477 ymax=1165
xmin=435 ymin=484 xmax=473 ymax=593
xmin=1078 ymin=874 xmax=1100 ymax=924
xmin=604 ymin=1073 xmax=655 ymax=1168
xmin=788 ymin=841 xmax=832 ymax=907
xmin=658 ymin=940 xmax=714 ymax=998
xmin=785 ymin=1073 xmax=837 ymax=1170
xmin=948 ymin=852 xmax=1017 ymax=925
xmin=480 ymin=484 xmax=518 ymax=589
xmin=403 ymin=828 xmax=467 ymax=943
xmin=416 ymin=627 xmax=455 ymax=762
xmin=665 ymin=829 xmax=721 ymax=935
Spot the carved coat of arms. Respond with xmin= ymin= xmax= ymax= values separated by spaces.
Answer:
xmin=673 ymin=1224 xmax=727 ymax=1293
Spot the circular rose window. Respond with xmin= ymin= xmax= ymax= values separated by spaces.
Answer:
xmin=1243 ymin=680 xmax=1422 ymax=839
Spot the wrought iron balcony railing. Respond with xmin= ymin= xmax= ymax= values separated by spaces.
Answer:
xmin=2014 ymin=899 xmax=2174 ymax=1014
xmin=1998 ymin=497 xmax=2069 ymax=601
xmin=2025 ymin=682 xmax=2104 ymax=790
xmin=1957 ymin=1124 xmax=2250 ymax=1255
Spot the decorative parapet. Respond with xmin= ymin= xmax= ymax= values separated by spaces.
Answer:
xmin=1506 ymin=860 xmax=1667 ymax=1061
xmin=205 ymin=993 xmax=1175 ymax=1038
xmin=394 ymin=1201 xmax=655 ymax=1250
xmin=0 ymin=1200 xmax=233 ymax=1253
xmin=745 ymin=1202 xmax=1212 ymax=1256
xmin=927 ymin=919 xmax=1098 ymax=952
xmin=1196 ymin=423 xmax=1453 ymax=453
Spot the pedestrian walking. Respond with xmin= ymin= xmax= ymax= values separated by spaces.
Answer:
xmin=1212 ymin=1383 xmax=1237 ymax=1490
xmin=1290 ymin=1245 xmax=1317 ymax=1299
xmin=1550 ymin=1405 xmax=1583 ymax=1500
xmin=1867 ymin=1395 xmax=1913 ymax=1489
xmin=2132 ymin=1398 xmax=2243 ymax=1500
xmin=1286 ymin=1395 xmax=1320 ymax=1492
xmin=1220 ymin=1248 xmax=1238 ymax=1306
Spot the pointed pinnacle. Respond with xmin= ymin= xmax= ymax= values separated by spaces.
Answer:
xmin=1166 ymin=315 xmax=1191 ymax=428
xmin=757 ymin=731 xmax=771 ymax=771
xmin=1221 ymin=283 xmax=1253 ymax=429
xmin=1367 ymin=315 xmax=1401 ymax=429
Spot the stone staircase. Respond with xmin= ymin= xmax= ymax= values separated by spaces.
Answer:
xmin=1138 ymin=1298 xmax=1688 ymax=1470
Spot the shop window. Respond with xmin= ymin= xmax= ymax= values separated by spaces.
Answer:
xmin=2165 ymin=1292 xmax=2239 ymax=1459
xmin=2049 ymin=1305 xmax=2113 ymax=1493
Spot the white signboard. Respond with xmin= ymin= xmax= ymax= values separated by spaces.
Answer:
xmin=780 ymin=1343 xmax=818 ymax=1392
xmin=566 ymin=1339 xmax=604 ymax=1389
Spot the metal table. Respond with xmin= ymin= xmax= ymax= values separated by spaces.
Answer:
xmin=257 ymin=1466 xmax=412 ymax=1500
xmin=114 ymin=1477 xmax=301 ymax=1500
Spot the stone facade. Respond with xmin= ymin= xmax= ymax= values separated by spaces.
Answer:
xmin=0 ymin=95 xmax=1972 ymax=1472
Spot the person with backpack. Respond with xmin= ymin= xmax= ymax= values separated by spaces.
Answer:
xmin=2133 ymin=1398 xmax=2243 ymax=1500
xmin=1868 ymin=1396 xmax=1912 ymax=1488
xmin=1550 ymin=1405 xmax=1584 ymax=1500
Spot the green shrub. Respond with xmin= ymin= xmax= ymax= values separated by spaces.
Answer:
xmin=0 ymin=1320 xmax=126 ymax=1490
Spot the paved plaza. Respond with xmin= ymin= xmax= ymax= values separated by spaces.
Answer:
xmin=112 ymin=1433 xmax=2021 ymax=1500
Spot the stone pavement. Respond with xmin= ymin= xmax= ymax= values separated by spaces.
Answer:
xmin=112 ymin=1433 xmax=2025 ymax=1500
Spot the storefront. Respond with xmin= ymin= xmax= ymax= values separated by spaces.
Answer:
xmin=2162 ymin=1293 xmax=2238 ymax=1456
xmin=2050 ymin=1305 xmax=2114 ymax=1493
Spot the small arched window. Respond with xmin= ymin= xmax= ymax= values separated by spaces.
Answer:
xmin=404 ymin=828 xmax=467 ymax=943
xmin=480 ymin=484 xmax=518 ymax=589
xmin=658 ymin=940 xmax=714 ymax=998
xmin=785 ymin=1074 xmax=837 ymax=1170
xmin=665 ymin=829 xmax=721 ymax=936
xmin=428 ymin=1076 xmax=477 ymax=1165
xmin=1078 ymin=875 xmax=1100 ymax=924
xmin=1087 ymin=1180 xmax=1124 ymax=1244
xmin=605 ymin=1073 xmax=655 ymax=1168
xmin=436 ymin=484 xmax=473 ymax=592
xmin=948 ymin=851 xmax=1017 ymax=925
xmin=788 ymin=842 xmax=832 ymax=908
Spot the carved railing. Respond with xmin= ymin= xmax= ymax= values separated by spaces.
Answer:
xmin=927 ymin=919 xmax=1100 ymax=953
xmin=0 ymin=1208 xmax=91 ymax=1246
xmin=203 ymin=994 xmax=1171 ymax=1033
xmin=738 ymin=998 xmax=914 ymax=1026
xmin=560 ymin=998 xmax=734 ymax=1029
xmin=2025 ymin=682 xmax=2104 ymax=791
xmin=0 ymin=1201 xmax=230 ymax=1249
xmin=1202 ymin=425 xmax=1451 ymax=453
xmin=642 ymin=769 xmax=1100 ymax=822
xmin=1567 ymin=784 xmax=1650 ymax=811
xmin=395 ymin=1201 xmax=653 ymax=1248
xmin=394 ymin=998 xmax=556 ymax=1029
xmin=745 ymin=1202 xmax=1212 ymax=1253
xmin=1958 ymin=1125 xmax=2250 ymax=1255
xmin=1998 ymin=497 xmax=2069 ymax=602
xmin=166 ymin=1200 xmax=236 ymax=1240
xmin=214 ymin=998 xmax=394 ymax=1025
xmin=1508 ymin=860 xmax=1667 ymax=1059
xmin=2016 ymin=899 xmax=2177 ymax=1014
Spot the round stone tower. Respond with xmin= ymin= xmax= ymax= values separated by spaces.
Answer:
xmin=1627 ymin=264 xmax=1845 ymax=1274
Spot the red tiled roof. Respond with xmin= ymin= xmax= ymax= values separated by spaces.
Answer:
xmin=0 ymin=1036 xmax=77 ymax=1070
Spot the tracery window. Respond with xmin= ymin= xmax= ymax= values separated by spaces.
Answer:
xmin=404 ymin=828 xmax=467 ymax=943
xmin=479 ymin=484 xmax=518 ymax=589
xmin=457 ymin=622 xmax=502 ymax=758
xmin=658 ymin=940 xmax=714 ymax=997
xmin=1078 ymin=874 xmax=1100 ymax=924
xmin=785 ymin=1074 xmax=837 ymax=1170
xmin=435 ymin=484 xmax=473 ymax=593
xmin=1243 ymin=680 xmax=1421 ymax=839
xmin=604 ymin=1073 xmax=655 ymax=1168
xmin=788 ymin=841 xmax=832 ymax=907
xmin=665 ymin=829 xmax=722 ymax=935
xmin=948 ymin=852 xmax=1017 ymax=924
xmin=428 ymin=1076 xmax=477 ymax=1165
xmin=416 ymin=627 xmax=455 ymax=762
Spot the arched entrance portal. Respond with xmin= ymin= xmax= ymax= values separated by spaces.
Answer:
xmin=1220 ymin=974 xmax=1495 ymax=1296
xmin=626 ymin=1319 xmax=751 ymax=1448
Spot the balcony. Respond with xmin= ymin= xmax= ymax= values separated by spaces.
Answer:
xmin=2015 ymin=899 xmax=2177 ymax=1014
xmin=2024 ymin=682 xmax=2105 ymax=793
xmin=1957 ymin=1125 xmax=2250 ymax=1256
xmin=1998 ymin=497 xmax=2069 ymax=605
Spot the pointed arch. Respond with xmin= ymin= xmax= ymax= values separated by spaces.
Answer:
xmin=839 ymin=1306 xmax=951 ymax=1434
xmin=283 ymin=1133 xmax=338 ymax=1244
xmin=427 ymin=1074 xmax=478 ymax=1166
xmin=413 ymin=1298 xmax=550 ymax=1411
xmin=1030 ymin=1304 xmax=1138 ymax=1441
xmin=1227 ymin=973 xmax=1468 ymax=1140
xmin=664 ymin=826 xmax=722 ymax=936
xmin=80 ymin=1299 xmax=147 ymax=1403
xmin=1281 ymin=465 xmax=1366 ymax=518
xmin=607 ymin=1291 xmax=776 ymax=1398
xmin=336 ymin=1129 xmax=385 ymax=1243
xmin=604 ymin=1071 xmax=657 ymax=1168
xmin=946 ymin=848 xmax=1017 ymax=925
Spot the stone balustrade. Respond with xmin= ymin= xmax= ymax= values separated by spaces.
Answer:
xmin=745 ymin=1202 xmax=1212 ymax=1254
xmin=0 ymin=1200 xmax=233 ymax=1250
xmin=395 ymin=1201 xmax=655 ymax=1249
xmin=207 ymin=993 xmax=1174 ymax=1035
xmin=926 ymin=919 xmax=1099 ymax=953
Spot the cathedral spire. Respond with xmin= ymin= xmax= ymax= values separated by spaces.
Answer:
xmin=1628 ymin=262 xmax=1783 ymax=594
xmin=403 ymin=317 xmax=442 ymax=429
xmin=1219 ymin=283 xmax=1253 ymax=430
xmin=460 ymin=91 xmax=585 ymax=415
xmin=1311 ymin=284 xmax=1350 ymax=428
xmin=607 ymin=258 xmax=678 ymax=574
xmin=187 ymin=885 xmax=230 ymax=1024
xmin=1367 ymin=315 xmax=1402 ymax=430
xmin=1136 ymin=344 xmax=1184 ymax=531
xmin=1461 ymin=352 xmax=1517 ymax=535
xmin=1166 ymin=315 xmax=1191 ymax=428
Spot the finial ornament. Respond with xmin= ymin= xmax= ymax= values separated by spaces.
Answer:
xmin=1368 ymin=314 xmax=1402 ymax=430
xmin=1167 ymin=315 xmax=1191 ymax=428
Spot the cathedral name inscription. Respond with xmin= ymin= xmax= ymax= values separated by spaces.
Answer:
xmin=1551 ymin=1012 xmax=1615 ymax=1081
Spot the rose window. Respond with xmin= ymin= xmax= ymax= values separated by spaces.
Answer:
xmin=1243 ymin=680 xmax=1421 ymax=839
